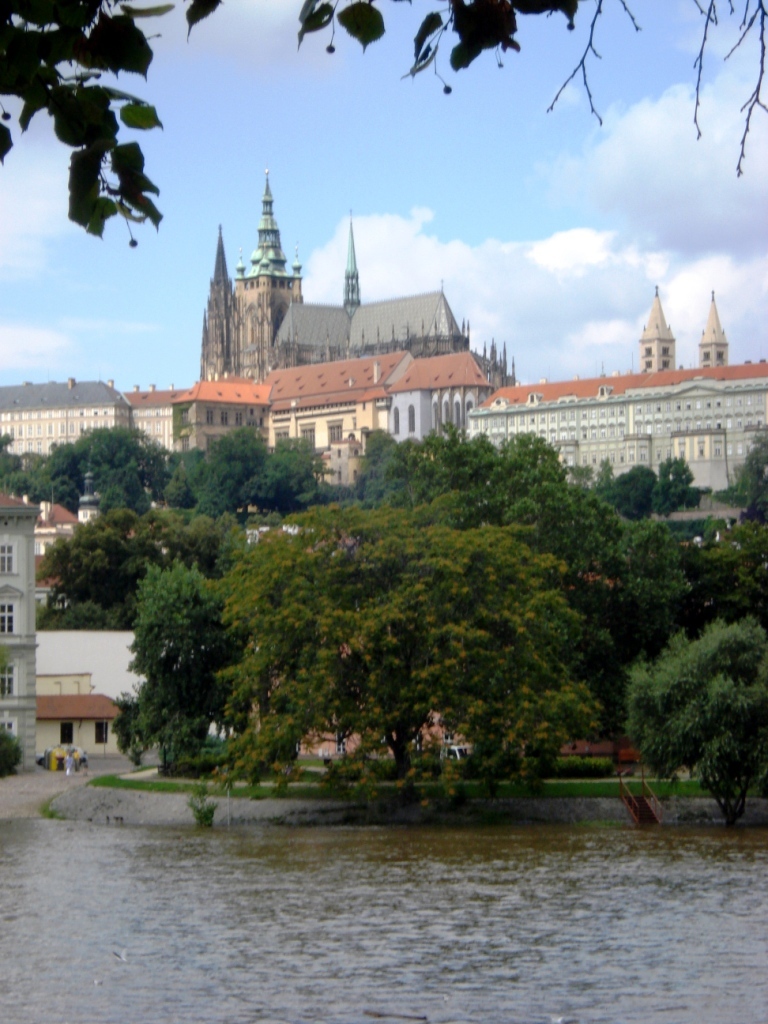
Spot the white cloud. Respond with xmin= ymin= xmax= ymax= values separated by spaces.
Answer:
xmin=303 ymin=211 xmax=768 ymax=384
xmin=0 ymin=324 xmax=72 ymax=372
xmin=547 ymin=61 xmax=768 ymax=256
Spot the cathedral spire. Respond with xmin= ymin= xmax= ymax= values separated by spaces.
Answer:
xmin=213 ymin=225 xmax=228 ymax=285
xmin=699 ymin=290 xmax=729 ymax=368
xmin=344 ymin=217 xmax=361 ymax=316
xmin=639 ymin=286 xmax=675 ymax=372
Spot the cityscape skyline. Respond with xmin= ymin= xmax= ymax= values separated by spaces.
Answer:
xmin=0 ymin=2 xmax=765 ymax=391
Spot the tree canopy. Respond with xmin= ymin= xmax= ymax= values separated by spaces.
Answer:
xmin=222 ymin=505 xmax=596 ymax=790
xmin=627 ymin=617 xmax=768 ymax=825
xmin=1 ymin=1 xmax=764 ymax=238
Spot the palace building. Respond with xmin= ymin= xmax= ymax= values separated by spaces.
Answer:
xmin=199 ymin=173 xmax=509 ymax=388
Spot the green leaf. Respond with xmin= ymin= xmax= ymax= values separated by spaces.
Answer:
xmin=338 ymin=2 xmax=385 ymax=51
xmin=77 ymin=14 xmax=154 ymax=76
xmin=449 ymin=40 xmax=482 ymax=72
xmin=402 ymin=45 xmax=436 ymax=79
xmin=120 ymin=4 xmax=175 ymax=17
xmin=87 ymin=196 xmax=119 ymax=235
xmin=68 ymin=142 xmax=111 ymax=232
xmin=414 ymin=11 xmax=442 ymax=62
xmin=298 ymin=2 xmax=334 ymax=45
xmin=120 ymin=103 xmax=163 ymax=130
xmin=185 ymin=0 xmax=222 ymax=34
xmin=0 ymin=124 xmax=12 ymax=164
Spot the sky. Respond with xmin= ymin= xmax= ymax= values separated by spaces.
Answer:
xmin=0 ymin=0 xmax=766 ymax=391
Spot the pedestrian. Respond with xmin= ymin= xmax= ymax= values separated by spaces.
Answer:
xmin=65 ymin=750 xmax=75 ymax=776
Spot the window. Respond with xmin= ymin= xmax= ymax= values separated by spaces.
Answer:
xmin=235 ymin=411 xmax=243 ymax=426
xmin=60 ymin=722 xmax=74 ymax=745
xmin=301 ymin=427 xmax=316 ymax=447
xmin=335 ymin=733 xmax=347 ymax=755
xmin=220 ymin=411 xmax=228 ymax=426
xmin=181 ymin=437 xmax=190 ymax=452
xmin=0 ymin=603 xmax=13 ymax=634
xmin=329 ymin=423 xmax=343 ymax=443
xmin=443 ymin=401 xmax=450 ymax=424
xmin=0 ymin=664 xmax=13 ymax=697
xmin=0 ymin=545 xmax=12 ymax=573
xmin=206 ymin=409 xmax=214 ymax=425
xmin=408 ymin=405 xmax=416 ymax=434
xmin=95 ymin=721 xmax=109 ymax=745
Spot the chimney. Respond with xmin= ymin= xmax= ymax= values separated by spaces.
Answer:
xmin=67 ymin=378 xmax=75 ymax=389
xmin=149 ymin=384 xmax=156 ymax=392
xmin=107 ymin=379 xmax=114 ymax=389
xmin=133 ymin=385 xmax=140 ymax=392
xmin=373 ymin=361 xmax=381 ymax=384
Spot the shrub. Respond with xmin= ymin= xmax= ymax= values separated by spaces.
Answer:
xmin=187 ymin=782 xmax=217 ymax=827
xmin=0 ymin=731 xmax=22 ymax=777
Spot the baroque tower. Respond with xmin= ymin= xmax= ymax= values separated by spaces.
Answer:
xmin=639 ymin=287 xmax=676 ymax=372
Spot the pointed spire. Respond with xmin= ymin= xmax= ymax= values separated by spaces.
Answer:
xmin=640 ymin=286 xmax=674 ymax=342
xmin=344 ymin=216 xmax=360 ymax=315
xmin=293 ymin=243 xmax=302 ymax=277
xmin=213 ymin=225 xmax=228 ymax=285
xmin=703 ymin=290 xmax=727 ymax=345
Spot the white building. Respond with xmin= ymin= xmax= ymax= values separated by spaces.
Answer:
xmin=0 ymin=494 xmax=39 ymax=770
xmin=470 ymin=292 xmax=766 ymax=491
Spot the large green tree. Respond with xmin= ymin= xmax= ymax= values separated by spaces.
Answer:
xmin=652 ymin=457 xmax=699 ymax=517
xmin=126 ymin=561 xmax=233 ymax=765
xmin=222 ymin=506 xmax=595 ymax=788
xmin=627 ymin=617 xmax=768 ymax=825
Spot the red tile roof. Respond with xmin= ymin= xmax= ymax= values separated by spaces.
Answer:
xmin=172 ymin=379 xmax=272 ymax=405
xmin=482 ymin=361 xmax=768 ymax=408
xmin=125 ymin=388 xmax=187 ymax=407
xmin=37 ymin=503 xmax=78 ymax=527
xmin=0 ymin=493 xmax=32 ymax=508
xmin=37 ymin=694 xmax=118 ymax=720
xmin=387 ymin=351 xmax=488 ymax=393
xmin=265 ymin=352 xmax=412 ymax=411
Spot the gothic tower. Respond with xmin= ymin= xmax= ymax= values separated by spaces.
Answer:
xmin=698 ymin=291 xmax=729 ymax=368
xmin=234 ymin=172 xmax=303 ymax=380
xmin=639 ymin=287 xmax=676 ymax=372
xmin=200 ymin=226 xmax=237 ymax=381
xmin=344 ymin=218 xmax=360 ymax=315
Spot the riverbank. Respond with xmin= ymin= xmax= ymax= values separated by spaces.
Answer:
xmin=46 ymin=779 xmax=768 ymax=827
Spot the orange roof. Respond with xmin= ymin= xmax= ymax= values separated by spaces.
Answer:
xmin=38 ymin=503 xmax=78 ymax=527
xmin=388 ymin=351 xmax=488 ymax=393
xmin=482 ymin=361 xmax=768 ymax=408
xmin=0 ymin=493 xmax=33 ymax=508
xmin=265 ymin=352 xmax=411 ymax=411
xmin=172 ymin=379 xmax=272 ymax=406
xmin=37 ymin=694 xmax=118 ymax=720
xmin=125 ymin=387 xmax=187 ymax=407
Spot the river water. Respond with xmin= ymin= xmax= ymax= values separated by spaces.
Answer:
xmin=1 ymin=820 xmax=766 ymax=1024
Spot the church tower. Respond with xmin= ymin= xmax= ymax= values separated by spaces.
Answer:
xmin=639 ymin=287 xmax=676 ymax=372
xmin=698 ymin=291 xmax=729 ymax=368
xmin=234 ymin=172 xmax=303 ymax=380
xmin=344 ymin=219 xmax=361 ymax=315
xmin=200 ymin=226 xmax=237 ymax=381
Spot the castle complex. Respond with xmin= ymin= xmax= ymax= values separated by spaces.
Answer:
xmin=200 ymin=173 xmax=509 ymax=388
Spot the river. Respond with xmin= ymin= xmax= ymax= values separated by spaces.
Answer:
xmin=1 ymin=820 xmax=766 ymax=1024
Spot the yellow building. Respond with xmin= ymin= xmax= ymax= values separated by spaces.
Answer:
xmin=171 ymin=379 xmax=271 ymax=452
xmin=36 ymin=673 xmax=119 ymax=755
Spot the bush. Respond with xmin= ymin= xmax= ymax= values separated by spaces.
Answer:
xmin=187 ymin=782 xmax=217 ymax=826
xmin=0 ymin=731 xmax=22 ymax=776
xmin=551 ymin=756 xmax=615 ymax=779
xmin=160 ymin=747 xmax=227 ymax=778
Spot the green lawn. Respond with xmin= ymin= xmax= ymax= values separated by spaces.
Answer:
xmin=89 ymin=773 xmax=708 ymax=801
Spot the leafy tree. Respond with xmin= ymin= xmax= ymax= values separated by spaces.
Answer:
xmin=164 ymin=462 xmax=196 ymax=510
xmin=195 ymin=429 xmax=268 ymax=519
xmin=355 ymin=430 xmax=401 ymax=506
xmin=652 ymin=457 xmax=699 ymax=516
xmin=0 ymin=729 xmax=22 ymax=776
xmin=627 ymin=618 xmax=768 ymax=825
xmin=2 ymin=2 xmax=763 ymax=238
xmin=222 ymin=506 xmax=595 ymax=789
xmin=736 ymin=433 xmax=768 ymax=522
xmin=610 ymin=465 xmax=656 ymax=520
xmin=255 ymin=438 xmax=325 ymax=514
xmin=38 ymin=507 xmax=239 ymax=628
xmin=128 ymin=562 xmax=233 ymax=766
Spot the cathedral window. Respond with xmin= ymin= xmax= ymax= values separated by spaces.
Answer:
xmin=409 ymin=406 xmax=416 ymax=434
xmin=393 ymin=408 xmax=400 ymax=435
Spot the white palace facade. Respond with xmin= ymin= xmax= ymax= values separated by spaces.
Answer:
xmin=469 ymin=291 xmax=766 ymax=491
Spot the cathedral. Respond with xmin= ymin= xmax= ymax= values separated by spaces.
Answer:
xmin=200 ymin=174 xmax=510 ymax=387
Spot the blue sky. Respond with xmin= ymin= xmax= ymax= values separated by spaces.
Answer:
xmin=0 ymin=0 xmax=766 ymax=390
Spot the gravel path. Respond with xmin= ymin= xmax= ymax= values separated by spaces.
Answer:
xmin=0 ymin=755 xmax=135 ymax=820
